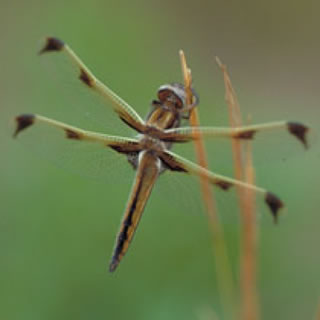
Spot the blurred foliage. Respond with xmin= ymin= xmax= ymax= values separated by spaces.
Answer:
xmin=1 ymin=0 xmax=319 ymax=319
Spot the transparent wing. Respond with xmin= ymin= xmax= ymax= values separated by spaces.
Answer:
xmin=163 ymin=122 xmax=315 ymax=169
xmin=153 ymin=166 xmax=205 ymax=217
xmin=148 ymin=137 xmax=252 ymax=222
xmin=161 ymin=121 xmax=309 ymax=148
xmin=37 ymin=37 xmax=145 ymax=138
xmin=153 ymin=159 xmax=278 ymax=225
xmin=13 ymin=115 xmax=138 ymax=184
xmin=234 ymin=123 xmax=316 ymax=169
xmin=158 ymin=149 xmax=285 ymax=222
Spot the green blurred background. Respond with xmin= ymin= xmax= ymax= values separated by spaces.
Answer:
xmin=1 ymin=0 xmax=320 ymax=319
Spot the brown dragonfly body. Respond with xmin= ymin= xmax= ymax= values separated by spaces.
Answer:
xmin=108 ymin=84 xmax=198 ymax=271
xmin=14 ymin=37 xmax=310 ymax=272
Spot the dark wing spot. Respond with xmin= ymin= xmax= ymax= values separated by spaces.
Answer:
xmin=79 ymin=68 xmax=94 ymax=87
xmin=110 ymin=145 xmax=127 ymax=154
xmin=159 ymin=154 xmax=188 ymax=172
xmin=109 ymin=144 xmax=141 ymax=170
xmin=215 ymin=180 xmax=233 ymax=190
xmin=14 ymin=114 xmax=35 ymax=138
xmin=287 ymin=122 xmax=309 ymax=149
xmin=265 ymin=192 xmax=284 ymax=223
xmin=120 ymin=116 xmax=146 ymax=134
xmin=109 ymin=141 xmax=142 ymax=154
xmin=109 ymin=145 xmax=135 ymax=154
xmin=235 ymin=129 xmax=256 ymax=139
xmin=64 ymin=129 xmax=81 ymax=140
xmin=151 ymin=100 xmax=162 ymax=107
xmin=120 ymin=116 xmax=140 ymax=132
xmin=39 ymin=37 xmax=64 ymax=54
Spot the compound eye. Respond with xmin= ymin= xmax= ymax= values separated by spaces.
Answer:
xmin=158 ymin=89 xmax=184 ymax=109
xmin=158 ymin=89 xmax=171 ymax=103
xmin=174 ymin=96 xmax=184 ymax=109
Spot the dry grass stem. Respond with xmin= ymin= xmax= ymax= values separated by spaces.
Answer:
xmin=180 ymin=51 xmax=235 ymax=320
xmin=216 ymin=57 xmax=260 ymax=320
xmin=314 ymin=300 xmax=320 ymax=320
xmin=197 ymin=305 xmax=221 ymax=320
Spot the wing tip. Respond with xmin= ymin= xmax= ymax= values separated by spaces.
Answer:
xmin=79 ymin=68 xmax=94 ymax=88
xmin=287 ymin=122 xmax=309 ymax=149
xmin=39 ymin=37 xmax=65 ymax=55
xmin=13 ymin=114 xmax=35 ymax=138
xmin=265 ymin=191 xmax=284 ymax=223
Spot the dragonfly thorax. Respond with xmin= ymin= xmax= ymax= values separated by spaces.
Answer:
xmin=126 ymin=134 xmax=167 ymax=171
xmin=145 ymin=83 xmax=199 ymax=132
xmin=138 ymin=134 xmax=167 ymax=154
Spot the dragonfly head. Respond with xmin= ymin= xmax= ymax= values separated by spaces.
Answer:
xmin=157 ymin=83 xmax=199 ymax=113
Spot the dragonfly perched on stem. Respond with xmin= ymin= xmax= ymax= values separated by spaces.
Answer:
xmin=13 ymin=37 xmax=310 ymax=272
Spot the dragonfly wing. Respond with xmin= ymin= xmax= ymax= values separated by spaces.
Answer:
xmin=13 ymin=114 xmax=142 ymax=183
xmin=37 ymin=37 xmax=146 ymax=137
xmin=159 ymin=150 xmax=284 ymax=222
xmin=161 ymin=122 xmax=310 ymax=148
xmin=160 ymin=124 xmax=314 ymax=171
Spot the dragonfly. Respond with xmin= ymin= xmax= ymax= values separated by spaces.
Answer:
xmin=13 ymin=37 xmax=310 ymax=272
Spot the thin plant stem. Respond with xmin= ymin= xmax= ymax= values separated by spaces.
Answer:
xmin=216 ymin=57 xmax=260 ymax=320
xmin=314 ymin=299 xmax=320 ymax=320
xmin=241 ymin=123 xmax=260 ymax=320
xmin=180 ymin=51 xmax=236 ymax=320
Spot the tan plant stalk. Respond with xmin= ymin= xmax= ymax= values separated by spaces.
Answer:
xmin=241 ymin=127 xmax=259 ymax=320
xmin=180 ymin=51 xmax=235 ymax=320
xmin=314 ymin=300 xmax=320 ymax=320
xmin=216 ymin=57 xmax=260 ymax=320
